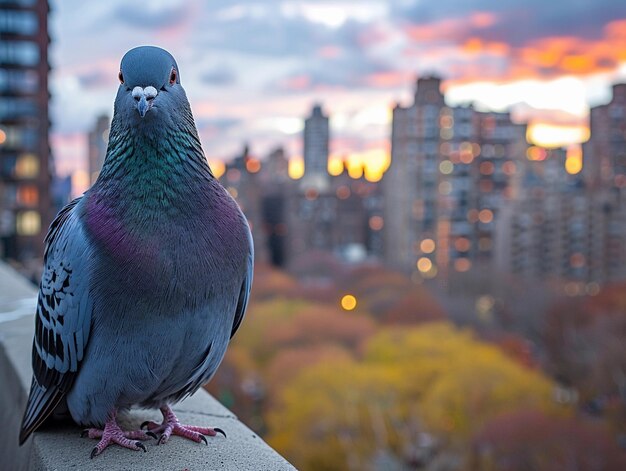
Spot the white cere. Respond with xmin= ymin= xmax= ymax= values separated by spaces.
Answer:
xmin=144 ymin=86 xmax=158 ymax=99
xmin=132 ymin=87 xmax=143 ymax=99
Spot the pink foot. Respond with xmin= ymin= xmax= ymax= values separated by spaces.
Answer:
xmin=140 ymin=405 xmax=226 ymax=445
xmin=82 ymin=411 xmax=152 ymax=458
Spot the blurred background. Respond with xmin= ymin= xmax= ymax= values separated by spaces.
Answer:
xmin=2 ymin=1 xmax=626 ymax=469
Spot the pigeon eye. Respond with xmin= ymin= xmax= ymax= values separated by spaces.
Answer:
xmin=118 ymin=71 xmax=124 ymax=84
xmin=169 ymin=68 xmax=177 ymax=85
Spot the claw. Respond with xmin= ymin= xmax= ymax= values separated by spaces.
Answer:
xmin=146 ymin=431 xmax=158 ymax=440
xmin=158 ymin=435 xmax=167 ymax=446
xmin=90 ymin=447 xmax=99 ymax=459
xmin=199 ymin=434 xmax=208 ymax=445
xmin=136 ymin=442 xmax=147 ymax=452
xmin=214 ymin=427 xmax=227 ymax=438
xmin=80 ymin=429 xmax=89 ymax=438
xmin=140 ymin=421 xmax=150 ymax=430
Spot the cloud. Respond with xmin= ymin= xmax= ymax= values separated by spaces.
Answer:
xmin=112 ymin=1 xmax=188 ymax=29
xmin=391 ymin=0 xmax=626 ymax=42
xmin=195 ymin=116 xmax=241 ymax=133
xmin=49 ymin=0 xmax=626 ymax=170
xmin=200 ymin=67 xmax=238 ymax=86
xmin=76 ymin=69 xmax=114 ymax=89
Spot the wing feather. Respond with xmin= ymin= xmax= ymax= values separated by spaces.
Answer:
xmin=19 ymin=197 xmax=93 ymax=445
xmin=230 ymin=230 xmax=254 ymax=339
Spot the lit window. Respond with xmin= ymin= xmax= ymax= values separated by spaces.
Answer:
xmin=454 ymin=237 xmax=471 ymax=252
xmin=16 ymin=210 xmax=40 ymax=235
xmin=336 ymin=185 xmax=350 ymax=200
xmin=439 ymin=160 xmax=453 ymax=174
xmin=15 ymin=153 xmax=39 ymax=178
xmin=368 ymin=216 xmax=383 ymax=231
xmin=420 ymin=238 xmax=435 ymax=253
xmin=245 ymin=159 xmax=261 ymax=173
xmin=17 ymin=185 xmax=38 ymax=206
xmin=478 ymin=209 xmax=494 ymax=224
xmin=454 ymin=258 xmax=471 ymax=272
xmin=417 ymin=257 xmax=433 ymax=272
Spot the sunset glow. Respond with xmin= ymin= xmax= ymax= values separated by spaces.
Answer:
xmin=527 ymin=123 xmax=590 ymax=148
xmin=328 ymin=156 xmax=344 ymax=176
xmin=209 ymin=159 xmax=226 ymax=179
xmin=47 ymin=2 xmax=626 ymax=185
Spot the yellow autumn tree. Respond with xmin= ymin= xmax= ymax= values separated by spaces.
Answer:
xmin=267 ymin=322 xmax=563 ymax=471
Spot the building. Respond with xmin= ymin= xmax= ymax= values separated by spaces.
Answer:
xmin=220 ymin=142 xmax=383 ymax=270
xmin=383 ymin=76 xmax=527 ymax=279
xmin=88 ymin=114 xmax=110 ymax=185
xmin=302 ymin=103 xmax=329 ymax=188
xmin=221 ymin=145 xmax=268 ymax=264
xmin=585 ymin=83 xmax=626 ymax=189
xmin=286 ymin=168 xmax=381 ymax=266
xmin=0 ymin=0 xmax=52 ymax=264
xmin=258 ymin=147 xmax=290 ymax=267
xmin=495 ymin=150 xmax=626 ymax=283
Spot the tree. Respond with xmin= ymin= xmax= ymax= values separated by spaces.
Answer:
xmin=472 ymin=409 xmax=626 ymax=471
xmin=542 ymin=285 xmax=626 ymax=432
xmin=267 ymin=322 xmax=561 ymax=470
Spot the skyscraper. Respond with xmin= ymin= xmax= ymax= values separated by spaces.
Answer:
xmin=495 ymin=150 xmax=626 ymax=284
xmin=0 ymin=0 xmax=52 ymax=264
xmin=302 ymin=103 xmax=329 ymax=189
xmin=88 ymin=114 xmax=110 ymax=185
xmin=585 ymin=83 xmax=626 ymax=189
xmin=383 ymin=76 xmax=527 ymax=279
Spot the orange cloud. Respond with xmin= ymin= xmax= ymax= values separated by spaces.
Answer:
xmin=364 ymin=70 xmax=413 ymax=88
xmin=404 ymin=12 xmax=498 ymax=42
xmin=441 ymin=18 xmax=626 ymax=85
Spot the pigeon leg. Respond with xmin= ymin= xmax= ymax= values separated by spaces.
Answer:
xmin=82 ymin=410 xmax=150 ymax=458
xmin=141 ymin=405 xmax=226 ymax=445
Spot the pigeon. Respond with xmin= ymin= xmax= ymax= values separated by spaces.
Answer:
xmin=19 ymin=46 xmax=253 ymax=458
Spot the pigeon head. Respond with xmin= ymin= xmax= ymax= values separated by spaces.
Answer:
xmin=114 ymin=46 xmax=187 ymax=124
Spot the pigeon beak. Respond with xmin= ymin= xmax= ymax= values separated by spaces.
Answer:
xmin=137 ymin=96 xmax=150 ymax=118
xmin=132 ymin=86 xmax=158 ymax=118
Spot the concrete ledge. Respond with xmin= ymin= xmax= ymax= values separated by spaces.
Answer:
xmin=0 ymin=262 xmax=296 ymax=470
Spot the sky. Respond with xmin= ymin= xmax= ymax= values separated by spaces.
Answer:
xmin=49 ymin=0 xmax=626 ymax=184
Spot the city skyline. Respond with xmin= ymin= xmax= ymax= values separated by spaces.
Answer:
xmin=49 ymin=1 xmax=626 ymax=186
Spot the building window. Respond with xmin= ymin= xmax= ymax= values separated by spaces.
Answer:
xmin=0 ymin=97 xmax=38 ymax=119
xmin=15 ymin=152 xmax=39 ymax=178
xmin=0 ymin=0 xmax=37 ymax=5
xmin=0 ymin=125 xmax=38 ymax=149
xmin=0 ymin=41 xmax=39 ymax=66
xmin=16 ymin=210 xmax=40 ymax=235
xmin=1 ymin=153 xmax=17 ymax=177
xmin=0 ymin=68 xmax=39 ymax=93
xmin=2 ymin=183 xmax=17 ymax=205
xmin=17 ymin=184 xmax=38 ymax=206
xmin=0 ymin=10 xmax=38 ymax=35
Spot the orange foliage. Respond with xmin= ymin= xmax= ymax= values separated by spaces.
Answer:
xmin=267 ymin=304 xmax=376 ymax=350
xmin=382 ymin=290 xmax=446 ymax=325
xmin=484 ymin=332 xmax=537 ymax=369
xmin=251 ymin=263 xmax=299 ymax=300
